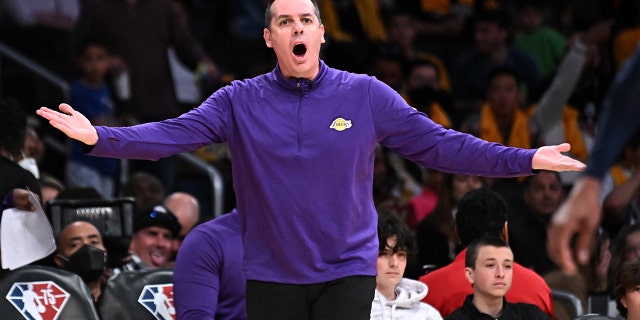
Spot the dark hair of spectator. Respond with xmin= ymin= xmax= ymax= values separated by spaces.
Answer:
xmin=455 ymin=187 xmax=508 ymax=247
xmin=465 ymin=235 xmax=510 ymax=269
xmin=378 ymin=213 xmax=416 ymax=255
xmin=614 ymin=258 xmax=640 ymax=318
xmin=75 ymin=34 xmax=110 ymax=58
xmin=488 ymin=66 xmax=522 ymax=87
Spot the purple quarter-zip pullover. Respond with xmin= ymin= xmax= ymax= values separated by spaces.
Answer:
xmin=89 ymin=60 xmax=536 ymax=284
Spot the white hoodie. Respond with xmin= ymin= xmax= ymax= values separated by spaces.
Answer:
xmin=371 ymin=278 xmax=443 ymax=320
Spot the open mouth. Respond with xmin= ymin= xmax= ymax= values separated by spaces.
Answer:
xmin=293 ymin=44 xmax=307 ymax=57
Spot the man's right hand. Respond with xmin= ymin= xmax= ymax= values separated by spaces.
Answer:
xmin=36 ymin=103 xmax=98 ymax=145
xmin=547 ymin=176 xmax=602 ymax=275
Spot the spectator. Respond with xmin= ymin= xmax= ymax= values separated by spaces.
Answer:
xmin=163 ymin=191 xmax=200 ymax=259
xmin=600 ymin=129 xmax=640 ymax=239
xmin=508 ymin=171 xmax=565 ymax=275
xmin=123 ymin=172 xmax=166 ymax=208
xmin=385 ymin=9 xmax=452 ymax=92
xmin=419 ymin=187 xmax=553 ymax=318
xmin=114 ymin=204 xmax=180 ymax=273
xmin=451 ymin=9 xmax=541 ymax=118
xmin=609 ymin=224 xmax=640 ymax=290
xmin=73 ymin=0 xmax=221 ymax=190
xmin=318 ymin=0 xmax=388 ymax=73
xmin=403 ymin=59 xmax=453 ymax=129
xmin=513 ymin=0 xmax=567 ymax=79
xmin=173 ymin=209 xmax=245 ymax=319
xmin=371 ymin=213 xmax=442 ymax=320
xmin=405 ymin=168 xmax=444 ymax=231
xmin=415 ymin=173 xmax=483 ymax=269
xmin=54 ymin=221 xmax=108 ymax=301
xmin=21 ymin=125 xmax=44 ymax=179
xmin=66 ymin=35 xmax=120 ymax=199
xmin=614 ymin=257 xmax=640 ymax=319
xmin=73 ymin=0 xmax=219 ymax=123
xmin=39 ymin=173 xmax=65 ymax=205
xmin=0 ymin=98 xmax=40 ymax=200
xmin=445 ymin=236 xmax=550 ymax=320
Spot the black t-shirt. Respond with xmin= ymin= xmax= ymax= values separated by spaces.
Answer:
xmin=446 ymin=294 xmax=550 ymax=320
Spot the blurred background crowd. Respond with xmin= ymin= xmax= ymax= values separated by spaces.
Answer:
xmin=1 ymin=0 xmax=640 ymax=318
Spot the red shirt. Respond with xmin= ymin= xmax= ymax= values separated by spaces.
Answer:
xmin=419 ymin=248 xmax=554 ymax=318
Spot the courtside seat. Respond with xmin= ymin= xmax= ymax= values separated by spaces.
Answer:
xmin=0 ymin=264 xmax=99 ymax=320
xmin=97 ymin=269 xmax=174 ymax=320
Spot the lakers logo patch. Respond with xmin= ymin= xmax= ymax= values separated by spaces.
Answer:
xmin=329 ymin=118 xmax=352 ymax=132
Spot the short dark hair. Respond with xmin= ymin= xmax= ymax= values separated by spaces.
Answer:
xmin=75 ymin=34 xmax=109 ymax=58
xmin=465 ymin=236 xmax=510 ymax=269
xmin=0 ymin=98 xmax=27 ymax=155
xmin=455 ymin=187 xmax=508 ymax=247
xmin=522 ymin=170 xmax=562 ymax=191
xmin=488 ymin=66 xmax=521 ymax=88
xmin=405 ymin=58 xmax=440 ymax=80
xmin=264 ymin=0 xmax=322 ymax=29
xmin=377 ymin=213 xmax=416 ymax=255
xmin=615 ymin=258 xmax=640 ymax=318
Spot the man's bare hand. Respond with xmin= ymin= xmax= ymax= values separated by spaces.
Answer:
xmin=532 ymin=143 xmax=587 ymax=172
xmin=12 ymin=189 xmax=39 ymax=212
xmin=547 ymin=176 xmax=602 ymax=275
xmin=36 ymin=103 xmax=98 ymax=145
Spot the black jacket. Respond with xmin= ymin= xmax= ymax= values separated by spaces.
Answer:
xmin=446 ymin=294 xmax=550 ymax=320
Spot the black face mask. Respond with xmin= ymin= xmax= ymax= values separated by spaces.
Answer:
xmin=60 ymin=245 xmax=106 ymax=283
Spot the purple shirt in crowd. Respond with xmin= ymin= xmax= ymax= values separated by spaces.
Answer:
xmin=89 ymin=60 xmax=536 ymax=284
xmin=173 ymin=210 xmax=245 ymax=320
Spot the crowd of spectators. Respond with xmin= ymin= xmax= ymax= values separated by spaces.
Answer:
xmin=1 ymin=0 xmax=640 ymax=318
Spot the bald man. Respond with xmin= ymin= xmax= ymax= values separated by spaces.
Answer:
xmin=164 ymin=192 xmax=200 ymax=258
xmin=54 ymin=221 xmax=108 ymax=301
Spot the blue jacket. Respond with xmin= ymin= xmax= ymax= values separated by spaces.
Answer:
xmin=90 ymin=60 xmax=536 ymax=284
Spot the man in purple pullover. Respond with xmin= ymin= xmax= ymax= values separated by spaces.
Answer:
xmin=173 ymin=209 xmax=245 ymax=319
xmin=37 ymin=0 xmax=585 ymax=319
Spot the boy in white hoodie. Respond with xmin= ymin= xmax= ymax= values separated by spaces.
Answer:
xmin=371 ymin=213 xmax=442 ymax=320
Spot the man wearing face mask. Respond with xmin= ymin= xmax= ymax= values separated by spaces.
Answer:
xmin=54 ymin=221 xmax=108 ymax=301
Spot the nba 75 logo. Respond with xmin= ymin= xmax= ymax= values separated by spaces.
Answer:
xmin=6 ymin=281 xmax=70 ymax=320
xmin=138 ymin=284 xmax=176 ymax=320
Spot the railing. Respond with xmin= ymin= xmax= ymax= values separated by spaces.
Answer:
xmin=0 ymin=41 xmax=69 ymax=99
xmin=552 ymin=289 xmax=584 ymax=318
xmin=0 ymin=41 xmax=225 ymax=217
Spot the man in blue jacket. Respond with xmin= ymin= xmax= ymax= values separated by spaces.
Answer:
xmin=37 ymin=1 xmax=585 ymax=319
